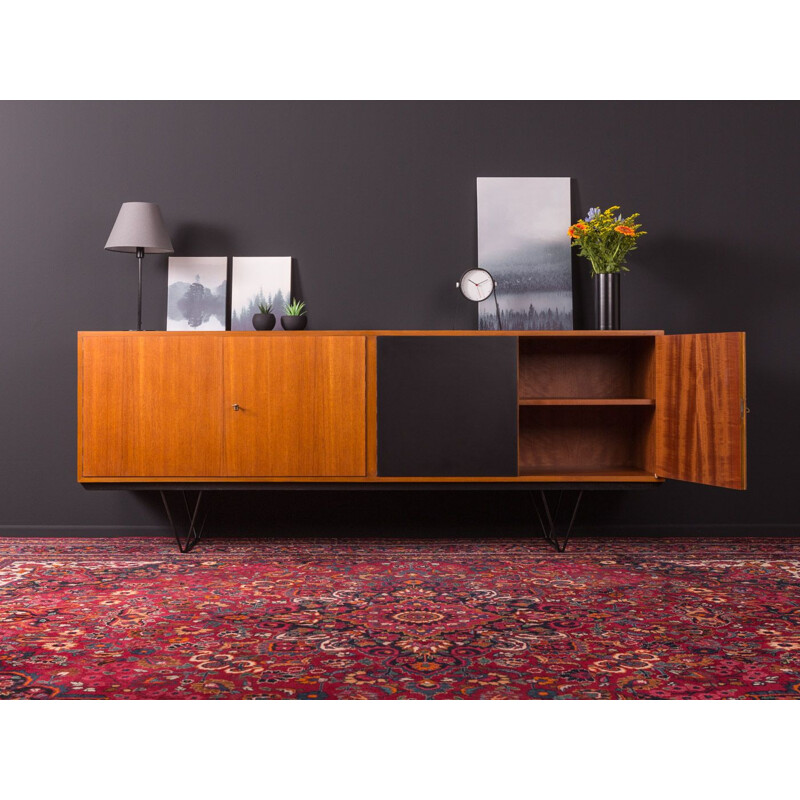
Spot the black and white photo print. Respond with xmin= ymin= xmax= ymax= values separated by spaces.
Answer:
xmin=230 ymin=257 xmax=292 ymax=331
xmin=166 ymin=256 xmax=227 ymax=331
xmin=477 ymin=178 xmax=573 ymax=330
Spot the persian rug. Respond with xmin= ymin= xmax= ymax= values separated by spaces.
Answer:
xmin=1 ymin=537 xmax=799 ymax=699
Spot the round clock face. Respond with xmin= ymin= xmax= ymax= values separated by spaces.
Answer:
xmin=458 ymin=269 xmax=495 ymax=302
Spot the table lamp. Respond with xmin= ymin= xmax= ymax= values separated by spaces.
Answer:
xmin=105 ymin=202 xmax=174 ymax=330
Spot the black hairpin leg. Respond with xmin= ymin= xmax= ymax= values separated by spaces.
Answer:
xmin=530 ymin=490 xmax=583 ymax=552
xmin=160 ymin=491 xmax=208 ymax=553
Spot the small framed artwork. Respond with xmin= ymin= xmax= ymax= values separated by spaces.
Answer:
xmin=230 ymin=257 xmax=292 ymax=330
xmin=166 ymin=256 xmax=227 ymax=331
xmin=477 ymin=177 xmax=573 ymax=331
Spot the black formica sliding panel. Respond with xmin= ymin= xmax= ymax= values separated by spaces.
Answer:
xmin=377 ymin=336 xmax=518 ymax=477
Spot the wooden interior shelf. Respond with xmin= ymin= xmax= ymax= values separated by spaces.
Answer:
xmin=518 ymin=467 xmax=658 ymax=481
xmin=518 ymin=336 xmax=656 ymax=399
xmin=518 ymin=398 xmax=655 ymax=406
xmin=518 ymin=404 xmax=656 ymax=476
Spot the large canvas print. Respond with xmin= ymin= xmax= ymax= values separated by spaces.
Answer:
xmin=477 ymin=177 xmax=573 ymax=330
xmin=166 ymin=256 xmax=227 ymax=331
xmin=230 ymin=257 xmax=292 ymax=331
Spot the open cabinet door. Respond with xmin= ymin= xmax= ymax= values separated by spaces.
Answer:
xmin=656 ymin=333 xmax=746 ymax=489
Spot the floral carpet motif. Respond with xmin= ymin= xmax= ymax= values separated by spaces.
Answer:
xmin=1 ymin=537 xmax=799 ymax=699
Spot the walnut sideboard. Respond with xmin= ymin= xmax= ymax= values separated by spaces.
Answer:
xmin=77 ymin=330 xmax=747 ymax=550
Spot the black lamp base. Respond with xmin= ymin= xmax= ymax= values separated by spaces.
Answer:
xmin=135 ymin=247 xmax=145 ymax=331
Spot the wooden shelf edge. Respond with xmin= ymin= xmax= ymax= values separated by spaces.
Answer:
xmin=518 ymin=468 xmax=660 ymax=481
xmin=79 ymin=471 xmax=663 ymax=484
xmin=518 ymin=398 xmax=655 ymax=406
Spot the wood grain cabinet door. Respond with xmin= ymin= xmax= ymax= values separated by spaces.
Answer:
xmin=80 ymin=335 xmax=224 ymax=478
xmin=223 ymin=335 xmax=366 ymax=477
xmin=655 ymin=332 xmax=746 ymax=489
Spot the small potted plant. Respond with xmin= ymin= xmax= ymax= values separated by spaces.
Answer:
xmin=252 ymin=301 xmax=276 ymax=331
xmin=281 ymin=298 xmax=307 ymax=330
xmin=568 ymin=206 xmax=647 ymax=330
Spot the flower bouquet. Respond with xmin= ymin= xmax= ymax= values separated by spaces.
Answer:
xmin=568 ymin=206 xmax=646 ymax=275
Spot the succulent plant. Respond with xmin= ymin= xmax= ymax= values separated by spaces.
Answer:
xmin=284 ymin=298 xmax=306 ymax=316
xmin=257 ymin=301 xmax=273 ymax=314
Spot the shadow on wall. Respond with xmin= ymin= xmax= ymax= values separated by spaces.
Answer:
xmin=171 ymin=222 xmax=235 ymax=328
xmin=134 ymin=490 xmax=541 ymax=539
xmin=290 ymin=258 xmax=304 ymax=315
xmin=570 ymin=180 xmax=588 ymax=329
xmin=639 ymin=235 xmax=769 ymax=332
xmin=567 ymin=178 xmax=771 ymax=333
xmin=571 ymin=226 xmax=773 ymax=334
xmin=171 ymin=222 xmax=237 ymax=256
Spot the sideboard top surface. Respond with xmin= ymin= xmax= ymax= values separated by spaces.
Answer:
xmin=78 ymin=330 xmax=665 ymax=337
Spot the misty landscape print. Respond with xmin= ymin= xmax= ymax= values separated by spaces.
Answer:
xmin=477 ymin=177 xmax=573 ymax=330
xmin=166 ymin=257 xmax=227 ymax=331
xmin=230 ymin=257 xmax=292 ymax=331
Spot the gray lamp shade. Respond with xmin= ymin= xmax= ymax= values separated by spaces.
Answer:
xmin=105 ymin=202 xmax=174 ymax=253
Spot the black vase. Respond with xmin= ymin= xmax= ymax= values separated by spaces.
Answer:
xmin=595 ymin=273 xmax=620 ymax=330
xmin=281 ymin=315 xmax=308 ymax=331
xmin=252 ymin=313 xmax=276 ymax=331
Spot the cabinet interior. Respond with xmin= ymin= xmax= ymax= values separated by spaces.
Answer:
xmin=518 ymin=336 xmax=655 ymax=399
xmin=517 ymin=336 xmax=657 ymax=478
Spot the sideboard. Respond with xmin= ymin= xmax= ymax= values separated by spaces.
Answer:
xmin=77 ymin=330 xmax=747 ymax=550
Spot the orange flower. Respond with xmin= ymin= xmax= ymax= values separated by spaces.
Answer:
xmin=614 ymin=225 xmax=635 ymax=236
xmin=568 ymin=223 xmax=587 ymax=238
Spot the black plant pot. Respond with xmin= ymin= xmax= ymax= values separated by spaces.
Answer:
xmin=281 ymin=315 xmax=308 ymax=331
xmin=252 ymin=313 xmax=276 ymax=331
xmin=594 ymin=273 xmax=620 ymax=330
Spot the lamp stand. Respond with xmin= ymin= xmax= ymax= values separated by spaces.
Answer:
xmin=136 ymin=246 xmax=144 ymax=332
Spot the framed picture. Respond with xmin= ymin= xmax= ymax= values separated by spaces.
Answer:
xmin=166 ymin=256 xmax=227 ymax=331
xmin=477 ymin=177 xmax=573 ymax=330
xmin=230 ymin=257 xmax=292 ymax=331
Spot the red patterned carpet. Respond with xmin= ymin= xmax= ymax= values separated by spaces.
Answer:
xmin=1 ymin=537 xmax=799 ymax=699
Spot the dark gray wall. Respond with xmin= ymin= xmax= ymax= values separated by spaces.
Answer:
xmin=0 ymin=101 xmax=797 ymax=537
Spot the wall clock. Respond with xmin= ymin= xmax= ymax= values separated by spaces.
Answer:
xmin=457 ymin=268 xmax=502 ymax=329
